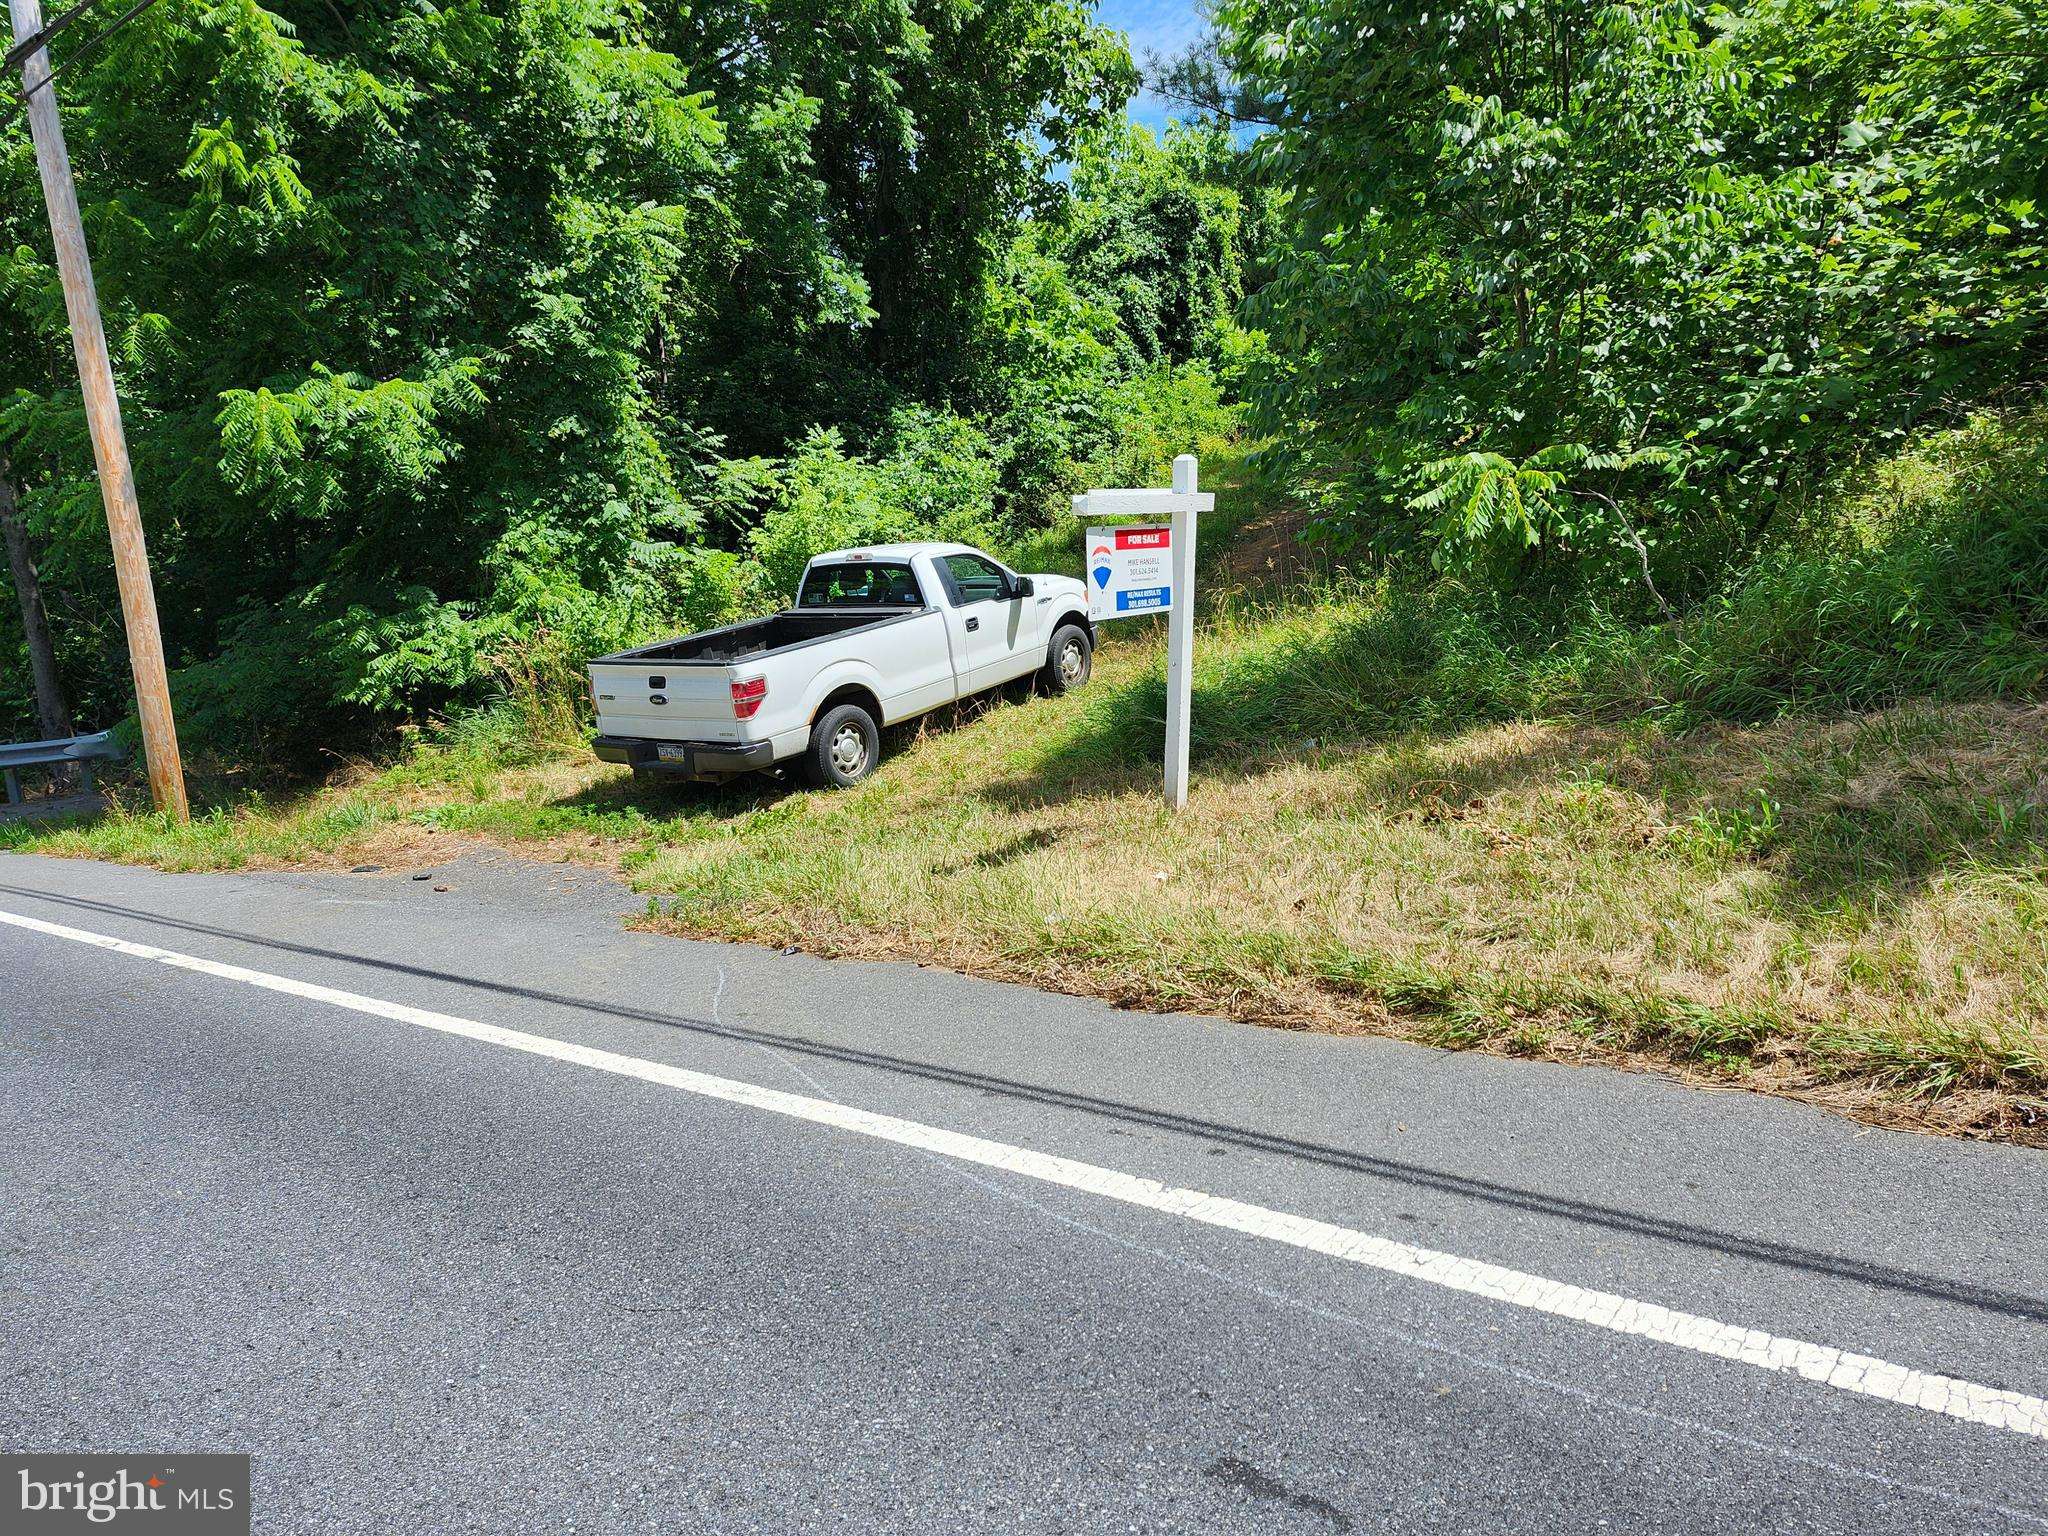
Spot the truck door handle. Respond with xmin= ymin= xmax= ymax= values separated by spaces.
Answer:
xmin=964 ymin=617 xmax=980 ymax=632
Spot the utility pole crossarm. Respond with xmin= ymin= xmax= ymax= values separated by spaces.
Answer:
xmin=2 ymin=0 xmax=104 ymax=72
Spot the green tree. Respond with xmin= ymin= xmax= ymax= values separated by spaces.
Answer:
xmin=655 ymin=0 xmax=1135 ymax=447
xmin=0 ymin=0 xmax=1140 ymax=749
xmin=1045 ymin=120 xmax=1249 ymax=371
xmin=1218 ymin=0 xmax=2048 ymax=598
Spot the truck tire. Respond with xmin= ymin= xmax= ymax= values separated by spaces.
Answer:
xmin=803 ymin=702 xmax=881 ymax=788
xmin=1040 ymin=623 xmax=1092 ymax=695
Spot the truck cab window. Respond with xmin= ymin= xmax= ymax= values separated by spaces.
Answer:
xmin=799 ymin=562 xmax=923 ymax=608
xmin=940 ymin=553 xmax=1008 ymax=605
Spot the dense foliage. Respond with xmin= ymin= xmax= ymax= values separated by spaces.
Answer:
xmin=1217 ymin=0 xmax=2048 ymax=600
xmin=4 ymin=0 xmax=2046 ymax=758
xmin=1085 ymin=406 xmax=2048 ymax=765
xmin=0 ymin=0 xmax=1249 ymax=750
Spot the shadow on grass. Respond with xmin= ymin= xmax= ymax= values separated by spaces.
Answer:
xmin=977 ymin=592 xmax=1464 ymax=810
xmin=981 ymin=607 xmax=2048 ymax=922
xmin=536 ymin=689 xmax=1025 ymax=831
xmin=932 ymin=825 xmax=1065 ymax=874
xmin=553 ymin=764 xmax=799 ymax=822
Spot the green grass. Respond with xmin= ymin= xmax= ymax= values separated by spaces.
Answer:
xmin=0 ymin=795 xmax=394 ymax=870
xmin=9 ymin=422 xmax=2048 ymax=1141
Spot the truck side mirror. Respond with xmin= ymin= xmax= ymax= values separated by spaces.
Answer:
xmin=1011 ymin=576 xmax=1034 ymax=599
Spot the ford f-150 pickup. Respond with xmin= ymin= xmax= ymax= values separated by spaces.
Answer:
xmin=587 ymin=543 xmax=1094 ymax=787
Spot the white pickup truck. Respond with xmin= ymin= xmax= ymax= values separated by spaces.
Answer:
xmin=589 ymin=543 xmax=1095 ymax=787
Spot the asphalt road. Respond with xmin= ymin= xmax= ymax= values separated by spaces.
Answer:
xmin=2 ymin=847 xmax=2044 ymax=1533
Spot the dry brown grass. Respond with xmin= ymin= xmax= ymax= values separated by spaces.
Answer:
xmin=592 ymin=674 xmax=2047 ymax=1142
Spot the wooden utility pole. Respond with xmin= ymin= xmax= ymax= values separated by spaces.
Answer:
xmin=1 ymin=453 xmax=74 ymax=742
xmin=7 ymin=0 xmax=187 ymax=818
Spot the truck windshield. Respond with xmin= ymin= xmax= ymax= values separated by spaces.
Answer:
xmin=798 ymin=561 xmax=923 ymax=608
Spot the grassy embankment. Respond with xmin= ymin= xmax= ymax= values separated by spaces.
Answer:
xmin=8 ymin=419 xmax=2048 ymax=1143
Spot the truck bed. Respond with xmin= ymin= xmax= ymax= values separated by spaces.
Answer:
xmin=598 ymin=607 xmax=920 ymax=666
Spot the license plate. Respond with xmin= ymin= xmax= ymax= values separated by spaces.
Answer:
xmin=655 ymin=743 xmax=690 ymax=763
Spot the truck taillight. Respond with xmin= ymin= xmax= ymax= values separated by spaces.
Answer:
xmin=730 ymin=677 xmax=768 ymax=720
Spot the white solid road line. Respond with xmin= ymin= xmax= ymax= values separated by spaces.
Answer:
xmin=5 ymin=905 xmax=2045 ymax=1444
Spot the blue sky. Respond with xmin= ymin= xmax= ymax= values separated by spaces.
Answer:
xmin=1097 ymin=0 xmax=1208 ymax=133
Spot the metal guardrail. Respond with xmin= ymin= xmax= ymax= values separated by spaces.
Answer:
xmin=0 ymin=728 xmax=123 ymax=804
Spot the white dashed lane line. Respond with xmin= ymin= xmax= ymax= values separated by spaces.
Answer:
xmin=5 ymin=905 xmax=2044 ymax=1443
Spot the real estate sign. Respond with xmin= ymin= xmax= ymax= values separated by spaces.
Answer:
xmin=1073 ymin=457 xmax=1212 ymax=812
xmin=1085 ymin=523 xmax=1172 ymax=621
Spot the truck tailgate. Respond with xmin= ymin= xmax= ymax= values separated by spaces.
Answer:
xmin=589 ymin=660 xmax=745 ymax=742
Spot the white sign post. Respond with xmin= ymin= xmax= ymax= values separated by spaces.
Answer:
xmin=1071 ymin=453 xmax=1212 ymax=811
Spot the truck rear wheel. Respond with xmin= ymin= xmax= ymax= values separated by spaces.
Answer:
xmin=803 ymin=703 xmax=881 ymax=788
xmin=1040 ymin=623 xmax=1092 ymax=695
